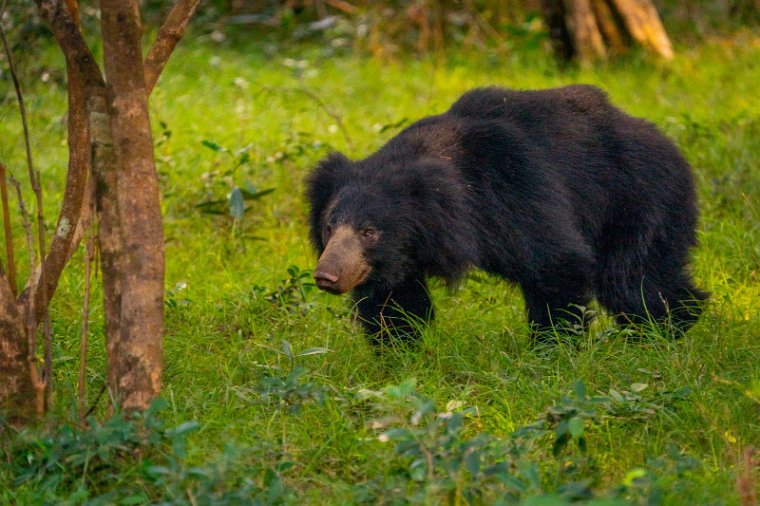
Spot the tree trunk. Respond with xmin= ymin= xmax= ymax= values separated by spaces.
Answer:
xmin=541 ymin=0 xmax=673 ymax=63
xmin=0 ymin=279 xmax=44 ymax=424
xmin=100 ymin=0 xmax=165 ymax=411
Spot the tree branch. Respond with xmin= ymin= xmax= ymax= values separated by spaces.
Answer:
xmin=34 ymin=0 xmax=103 ymax=89
xmin=9 ymin=177 xmax=34 ymax=279
xmin=143 ymin=0 xmax=200 ymax=95
xmin=29 ymin=0 xmax=104 ymax=327
xmin=0 ymin=163 xmax=16 ymax=295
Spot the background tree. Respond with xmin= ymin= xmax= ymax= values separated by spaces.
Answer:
xmin=530 ymin=0 xmax=672 ymax=63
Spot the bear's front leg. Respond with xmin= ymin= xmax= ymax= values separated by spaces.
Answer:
xmin=521 ymin=271 xmax=592 ymax=346
xmin=353 ymin=277 xmax=434 ymax=345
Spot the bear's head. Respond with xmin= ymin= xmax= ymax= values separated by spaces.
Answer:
xmin=305 ymin=151 xmax=478 ymax=295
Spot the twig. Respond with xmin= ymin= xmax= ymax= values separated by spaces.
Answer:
xmin=78 ymin=179 xmax=95 ymax=422
xmin=0 ymin=163 xmax=16 ymax=295
xmin=143 ymin=0 xmax=201 ymax=95
xmin=0 ymin=19 xmax=39 ymax=242
xmin=325 ymin=0 xmax=357 ymax=14
xmin=33 ymin=173 xmax=54 ymax=410
xmin=84 ymin=382 xmax=107 ymax=419
xmin=9 ymin=178 xmax=34 ymax=295
xmin=292 ymin=87 xmax=354 ymax=150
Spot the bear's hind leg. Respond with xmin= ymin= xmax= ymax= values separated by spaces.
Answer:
xmin=354 ymin=276 xmax=434 ymax=345
xmin=599 ymin=271 xmax=707 ymax=336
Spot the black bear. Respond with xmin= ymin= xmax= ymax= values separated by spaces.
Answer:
xmin=306 ymin=85 xmax=707 ymax=344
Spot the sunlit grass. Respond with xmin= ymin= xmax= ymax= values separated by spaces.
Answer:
xmin=1 ymin=31 xmax=758 ymax=503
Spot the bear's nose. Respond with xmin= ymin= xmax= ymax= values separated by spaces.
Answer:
xmin=314 ymin=270 xmax=340 ymax=292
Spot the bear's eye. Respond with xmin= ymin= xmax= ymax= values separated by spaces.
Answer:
xmin=361 ymin=228 xmax=377 ymax=239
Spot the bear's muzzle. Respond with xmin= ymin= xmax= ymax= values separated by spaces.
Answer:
xmin=314 ymin=225 xmax=372 ymax=294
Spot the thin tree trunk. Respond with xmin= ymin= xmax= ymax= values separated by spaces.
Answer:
xmin=100 ymin=0 xmax=164 ymax=411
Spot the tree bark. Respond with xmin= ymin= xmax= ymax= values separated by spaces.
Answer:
xmin=144 ymin=0 xmax=201 ymax=95
xmin=562 ymin=0 xmax=607 ymax=62
xmin=100 ymin=0 xmax=165 ymax=411
xmin=608 ymin=0 xmax=673 ymax=60
xmin=0 ymin=278 xmax=44 ymax=424
xmin=541 ymin=0 xmax=673 ymax=63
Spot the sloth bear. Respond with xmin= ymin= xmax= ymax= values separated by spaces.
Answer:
xmin=306 ymin=85 xmax=707 ymax=344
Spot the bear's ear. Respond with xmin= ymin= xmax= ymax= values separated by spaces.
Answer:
xmin=305 ymin=152 xmax=352 ymax=251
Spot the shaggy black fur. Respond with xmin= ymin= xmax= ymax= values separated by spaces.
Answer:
xmin=306 ymin=85 xmax=708 ymax=343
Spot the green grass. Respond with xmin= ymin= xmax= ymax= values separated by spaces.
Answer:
xmin=1 ymin=30 xmax=759 ymax=504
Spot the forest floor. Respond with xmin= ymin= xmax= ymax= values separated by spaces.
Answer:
xmin=1 ymin=30 xmax=759 ymax=504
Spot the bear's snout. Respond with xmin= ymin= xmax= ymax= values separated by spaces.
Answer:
xmin=314 ymin=225 xmax=371 ymax=294
xmin=314 ymin=270 xmax=341 ymax=293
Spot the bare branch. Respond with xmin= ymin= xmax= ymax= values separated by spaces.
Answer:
xmin=143 ymin=0 xmax=200 ymax=95
xmin=291 ymin=87 xmax=354 ymax=150
xmin=0 ymin=163 xmax=16 ymax=295
xmin=34 ymin=0 xmax=103 ymax=89
xmin=0 ymin=17 xmax=38 ymax=252
xmin=78 ymin=180 xmax=95 ymax=422
xmin=10 ymin=177 xmax=36 ymax=291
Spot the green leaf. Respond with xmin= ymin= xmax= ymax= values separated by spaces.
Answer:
xmin=555 ymin=419 xmax=569 ymax=437
xmin=623 ymin=467 xmax=648 ymax=486
xmin=228 ymin=187 xmax=245 ymax=219
xmin=195 ymin=199 xmax=227 ymax=209
xmin=378 ymin=117 xmax=408 ymax=133
xmin=281 ymin=340 xmax=294 ymax=359
xmin=243 ymin=180 xmax=259 ymax=194
xmin=201 ymin=139 xmax=225 ymax=152
xmin=568 ymin=416 xmax=585 ymax=438
xmin=240 ymin=187 xmax=275 ymax=201
xmin=296 ymin=347 xmax=330 ymax=357
xmin=574 ymin=379 xmax=587 ymax=401
xmin=464 ymin=449 xmax=481 ymax=476
xmin=630 ymin=383 xmax=649 ymax=393
xmin=169 ymin=421 xmax=200 ymax=437
xmin=120 ymin=495 xmax=149 ymax=505
xmin=277 ymin=460 xmax=296 ymax=472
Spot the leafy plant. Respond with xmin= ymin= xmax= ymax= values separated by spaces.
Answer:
xmin=195 ymin=139 xmax=275 ymax=223
xmin=255 ymin=265 xmax=317 ymax=315
xmin=3 ymin=400 xmax=292 ymax=504
xmin=196 ymin=180 xmax=275 ymax=221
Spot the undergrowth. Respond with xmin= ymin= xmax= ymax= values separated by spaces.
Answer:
xmin=0 ymin=28 xmax=758 ymax=505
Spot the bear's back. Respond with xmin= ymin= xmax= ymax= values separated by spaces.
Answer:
xmin=447 ymin=84 xmax=612 ymax=120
